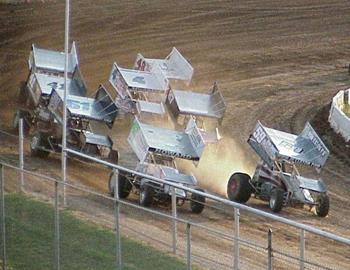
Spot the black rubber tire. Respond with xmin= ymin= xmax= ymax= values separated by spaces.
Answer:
xmin=190 ymin=188 xmax=206 ymax=214
xmin=108 ymin=149 xmax=119 ymax=164
xmin=108 ymin=171 xmax=132 ymax=199
xmin=269 ymin=188 xmax=284 ymax=213
xmin=315 ymin=193 xmax=330 ymax=217
xmin=18 ymin=81 xmax=28 ymax=103
xmin=139 ymin=184 xmax=154 ymax=207
xmin=26 ymin=94 xmax=35 ymax=110
xmin=30 ymin=133 xmax=50 ymax=158
xmin=227 ymin=173 xmax=252 ymax=203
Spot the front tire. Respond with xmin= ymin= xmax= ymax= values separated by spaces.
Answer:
xmin=30 ymin=133 xmax=50 ymax=158
xmin=108 ymin=171 xmax=132 ymax=199
xmin=269 ymin=188 xmax=284 ymax=213
xmin=315 ymin=193 xmax=329 ymax=217
xmin=190 ymin=188 xmax=206 ymax=214
xmin=18 ymin=81 xmax=28 ymax=103
xmin=227 ymin=173 xmax=252 ymax=203
xmin=139 ymin=184 xmax=154 ymax=207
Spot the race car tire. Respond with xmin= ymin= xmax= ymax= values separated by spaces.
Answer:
xmin=30 ymin=132 xmax=50 ymax=158
xmin=108 ymin=171 xmax=132 ymax=199
xmin=18 ymin=81 xmax=28 ymax=103
xmin=190 ymin=188 xmax=206 ymax=214
xmin=315 ymin=193 xmax=329 ymax=217
xmin=108 ymin=149 xmax=119 ymax=164
xmin=227 ymin=173 xmax=252 ymax=203
xmin=139 ymin=184 xmax=154 ymax=207
xmin=269 ymin=188 xmax=284 ymax=213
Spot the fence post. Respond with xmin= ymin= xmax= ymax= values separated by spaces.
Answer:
xmin=171 ymin=186 xmax=177 ymax=254
xmin=54 ymin=181 xmax=60 ymax=270
xmin=299 ymin=229 xmax=305 ymax=270
xmin=113 ymin=169 xmax=122 ymax=269
xmin=186 ymin=223 xmax=192 ymax=270
xmin=61 ymin=151 xmax=67 ymax=208
xmin=0 ymin=165 xmax=6 ymax=270
xmin=234 ymin=208 xmax=240 ymax=270
xmin=19 ymin=118 xmax=24 ymax=192
xmin=267 ymin=229 xmax=273 ymax=270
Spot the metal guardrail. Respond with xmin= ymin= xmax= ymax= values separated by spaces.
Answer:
xmin=0 ymin=122 xmax=350 ymax=270
xmin=66 ymin=148 xmax=350 ymax=245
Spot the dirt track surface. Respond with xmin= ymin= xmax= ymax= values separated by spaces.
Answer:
xmin=1 ymin=0 xmax=350 ymax=269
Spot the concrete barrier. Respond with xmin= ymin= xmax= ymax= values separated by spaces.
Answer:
xmin=328 ymin=89 xmax=350 ymax=141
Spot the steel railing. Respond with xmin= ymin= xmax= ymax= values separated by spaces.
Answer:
xmin=0 ymin=121 xmax=349 ymax=270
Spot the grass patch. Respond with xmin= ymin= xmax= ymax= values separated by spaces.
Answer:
xmin=3 ymin=193 xmax=187 ymax=270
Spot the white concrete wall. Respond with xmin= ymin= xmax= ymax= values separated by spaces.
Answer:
xmin=328 ymin=89 xmax=350 ymax=141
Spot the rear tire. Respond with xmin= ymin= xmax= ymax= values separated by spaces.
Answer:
xmin=315 ymin=193 xmax=329 ymax=217
xmin=108 ymin=149 xmax=119 ymax=164
xmin=30 ymin=133 xmax=50 ymax=158
xmin=25 ymin=94 xmax=35 ymax=110
xmin=108 ymin=171 xmax=132 ymax=199
xmin=190 ymin=188 xmax=206 ymax=214
xmin=227 ymin=173 xmax=252 ymax=203
xmin=269 ymin=188 xmax=284 ymax=213
xmin=139 ymin=184 xmax=154 ymax=207
xmin=18 ymin=81 xmax=28 ymax=103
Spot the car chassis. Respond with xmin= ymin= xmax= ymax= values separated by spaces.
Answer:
xmin=108 ymin=117 xmax=208 ymax=213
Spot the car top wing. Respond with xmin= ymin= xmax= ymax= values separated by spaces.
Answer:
xmin=92 ymin=85 xmax=119 ymax=128
xmin=48 ymin=86 xmax=118 ymax=126
xmin=166 ymin=85 xmax=226 ymax=121
xmin=34 ymin=72 xmax=86 ymax=97
xmin=134 ymin=47 xmax=194 ymax=83
xmin=127 ymin=117 xmax=206 ymax=163
xmin=29 ymin=42 xmax=79 ymax=74
xmin=248 ymin=121 xmax=329 ymax=168
xmin=109 ymin=62 xmax=169 ymax=100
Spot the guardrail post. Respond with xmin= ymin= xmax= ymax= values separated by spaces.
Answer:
xmin=267 ymin=229 xmax=273 ymax=270
xmin=19 ymin=118 xmax=24 ymax=192
xmin=299 ymin=229 xmax=305 ymax=270
xmin=171 ymin=186 xmax=177 ymax=254
xmin=186 ymin=223 xmax=192 ymax=270
xmin=0 ymin=165 xmax=6 ymax=270
xmin=234 ymin=208 xmax=240 ymax=270
xmin=113 ymin=169 xmax=122 ymax=269
xmin=61 ymin=150 xmax=67 ymax=208
xmin=54 ymin=181 xmax=60 ymax=270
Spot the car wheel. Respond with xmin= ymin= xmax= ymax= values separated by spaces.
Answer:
xmin=190 ymin=188 xmax=206 ymax=214
xmin=269 ymin=188 xmax=284 ymax=213
xmin=139 ymin=184 xmax=154 ymax=207
xmin=108 ymin=171 xmax=132 ymax=199
xmin=315 ymin=193 xmax=329 ymax=217
xmin=227 ymin=173 xmax=252 ymax=203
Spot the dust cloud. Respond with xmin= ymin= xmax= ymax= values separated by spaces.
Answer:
xmin=178 ymin=136 xmax=256 ymax=197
